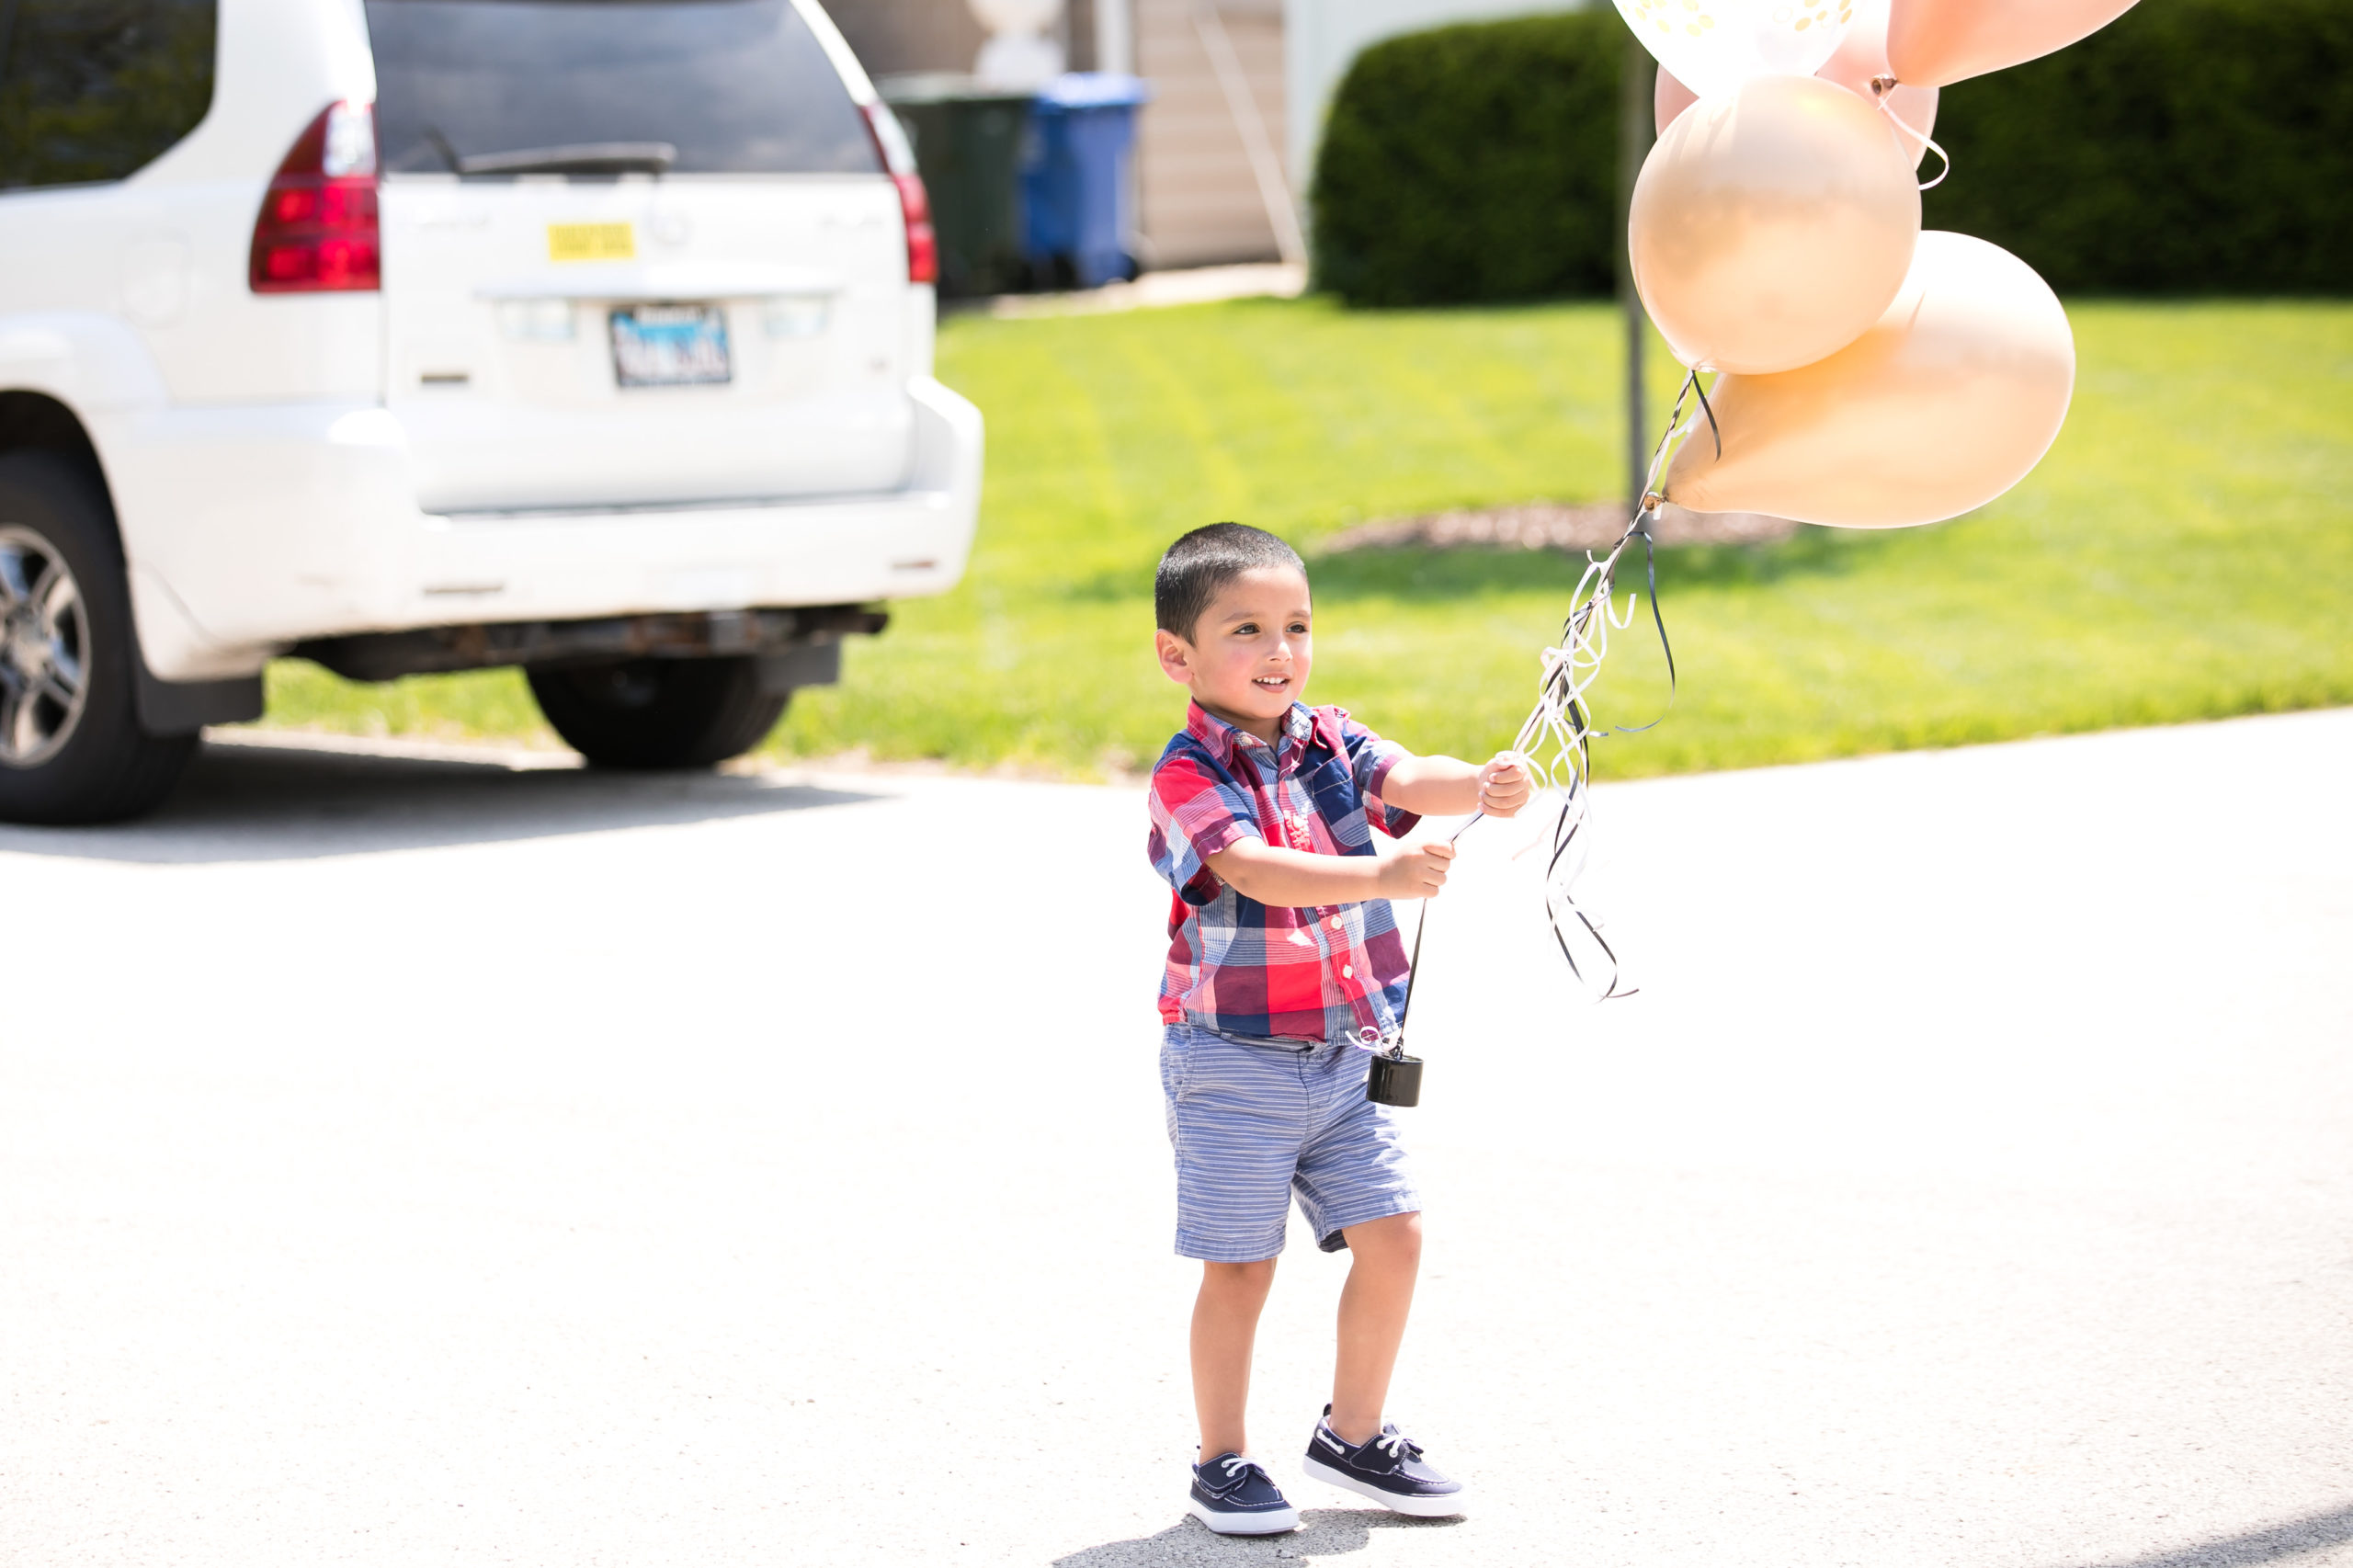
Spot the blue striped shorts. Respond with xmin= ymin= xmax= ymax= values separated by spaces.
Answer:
xmin=1161 ymin=1021 xmax=1423 ymax=1263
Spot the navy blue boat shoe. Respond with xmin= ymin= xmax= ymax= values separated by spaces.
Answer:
xmin=1188 ymin=1451 xmax=1302 ymax=1535
xmin=1302 ymin=1406 xmax=1467 ymax=1517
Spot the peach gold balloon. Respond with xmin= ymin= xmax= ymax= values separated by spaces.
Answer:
xmin=1886 ymin=0 xmax=2141 ymax=88
xmin=1631 ymin=73 xmax=1920 ymax=376
xmin=1815 ymin=0 xmax=1939 ymax=168
xmin=1664 ymin=232 xmax=2075 ymax=528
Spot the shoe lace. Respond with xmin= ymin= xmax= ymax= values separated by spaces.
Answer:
xmin=1373 ymin=1429 xmax=1421 ymax=1462
xmin=1215 ymin=1454 xmax=1267 ymax=1491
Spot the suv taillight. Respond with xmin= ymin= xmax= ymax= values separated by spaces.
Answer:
xmin=894 ymin=172 xmax=939 ymax=287
xmin=250 ymin=101 xmax=380 ymax=293
xmin=861 ymin=101 xmax=938 ymax=286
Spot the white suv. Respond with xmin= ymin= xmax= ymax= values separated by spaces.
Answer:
xmin=0 ymin=0 xmax=981 ymax=823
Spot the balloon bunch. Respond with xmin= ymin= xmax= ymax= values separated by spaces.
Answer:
xmin=1619 ymin=0 xmax=2137 ymax=527
xmin=1404 ymin=3 xmax=2142 ymax=1024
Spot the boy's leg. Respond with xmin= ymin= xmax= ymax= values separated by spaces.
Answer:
xmin=1292 ymin=1085 xmax=1460 ymax=1516
xmin=1165 ymin=1024 xmax=1313 ymax=1457
xmin=1328 ymin=1210 xmax=1423 ymax=1444
xmin=1303 ymin=1205 xmax=1462 ymax=1517
xmin=1192 ymin=1257 xmax=1278 ymax=1458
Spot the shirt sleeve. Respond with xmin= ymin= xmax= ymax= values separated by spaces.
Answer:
xmin=1339 ymin=713 xmax=1422 ymax=839
xmin=1148 ymin=750 xmax=1264 ymax=906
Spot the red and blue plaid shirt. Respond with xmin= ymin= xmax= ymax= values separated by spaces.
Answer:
xmin=1147 ymin=701 xmax=1422 ymax=1043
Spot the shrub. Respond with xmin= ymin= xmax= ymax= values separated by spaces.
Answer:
xmin=1310 ymin=11 xmax=1624 ymax=308
xmin=1923 ymin=0 xmax=2353 ymax=294
xmin=1311 ymin=0 xmax=2352 ymax=307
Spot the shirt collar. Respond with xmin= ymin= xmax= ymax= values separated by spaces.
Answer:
xmin=1187 ymin=700 xmax=1321 ymax=772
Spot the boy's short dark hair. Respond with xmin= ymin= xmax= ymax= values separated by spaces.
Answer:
xmin=1154 ymin=523 xmax=1307 ymax=641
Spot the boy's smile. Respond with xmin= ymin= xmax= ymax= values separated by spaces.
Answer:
xmin=1154 ymin=565 xmax=1313 ymax=744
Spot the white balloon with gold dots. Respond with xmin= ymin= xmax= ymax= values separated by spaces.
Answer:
xmin=1614 ymin=0 xmax=1852 ymax=98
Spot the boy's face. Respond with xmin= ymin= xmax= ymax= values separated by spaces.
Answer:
xmin=1155 ymin=565 xmax=1313 ymax=739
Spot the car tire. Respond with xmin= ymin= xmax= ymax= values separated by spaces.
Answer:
xmin=0 ymin=451 xmax=198 ymax=825
xmin=526 ymin=655 xmax=788 ymax=769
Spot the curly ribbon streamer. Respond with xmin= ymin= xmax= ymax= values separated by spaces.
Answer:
xmin=1871 ymin=74 xmax=1951 ymax=190
xmin=1375 ymin=380 xmax=1722 ymax=1044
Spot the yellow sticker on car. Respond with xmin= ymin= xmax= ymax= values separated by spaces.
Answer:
xmin=546 ymin=222 xmax=635 ymax=263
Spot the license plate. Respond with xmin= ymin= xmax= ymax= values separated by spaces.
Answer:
xmin=609 ymin=303 xmax=731 ymax=388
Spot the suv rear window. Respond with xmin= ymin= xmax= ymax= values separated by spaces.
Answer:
xmin=365 ymin=0 xmax=881 ymax=177
xmin=0 ymin=0 xmax=218 ymax=190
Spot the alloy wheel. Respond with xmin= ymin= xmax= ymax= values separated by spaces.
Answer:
xmin=0 ymin=523 xmax=90 ymax=768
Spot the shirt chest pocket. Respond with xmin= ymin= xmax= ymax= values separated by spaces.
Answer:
xmin=1299 ymin=758 xmax=1370 ymax=854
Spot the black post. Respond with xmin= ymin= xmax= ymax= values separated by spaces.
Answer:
xmin=1615 ymin=30 xmax=1655 ymax=510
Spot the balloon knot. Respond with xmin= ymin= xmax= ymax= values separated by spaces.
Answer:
xmin=1870 ymin=74 xmax=1898 ymax=97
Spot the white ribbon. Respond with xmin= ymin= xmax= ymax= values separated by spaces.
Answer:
xmin=1871 ymin=74 xmax=1952 ymax=192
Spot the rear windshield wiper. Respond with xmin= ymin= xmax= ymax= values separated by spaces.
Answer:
xmin=455 ymin=142 xmax=677 ymax=176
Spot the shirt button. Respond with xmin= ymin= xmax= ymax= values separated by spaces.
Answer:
xmin=1341 ymin=964 xmax=1354 ymax=979
xmin=1328 ymin=915 xmax=1344 ymax=930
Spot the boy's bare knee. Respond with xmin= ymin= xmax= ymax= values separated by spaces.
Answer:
xmin=1345 ymin=1210 xmax=1423 ymax=1265
xmin=1201 ymin=1258 xmax=1279 ymax=1299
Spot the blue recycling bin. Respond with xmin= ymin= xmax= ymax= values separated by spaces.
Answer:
xmin=1020 ymin=73 xmax=1149 ymax=290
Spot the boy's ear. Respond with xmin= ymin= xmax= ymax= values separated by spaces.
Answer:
xmin=1154 ymin=628 xmax=1194 ymax=686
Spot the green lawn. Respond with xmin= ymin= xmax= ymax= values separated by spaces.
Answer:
xmin=255 ymin=297 xmax=2353 ymax=778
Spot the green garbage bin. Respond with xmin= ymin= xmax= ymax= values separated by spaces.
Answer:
xmin=878 ymin=74 xmax=1035 ymax=300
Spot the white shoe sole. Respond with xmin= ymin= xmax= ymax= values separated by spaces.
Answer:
xmin=1302 ymin=1455 xmax=1467 ymax=1517
xmin=1188 ymin=1497 xmax=1301 ymax=1535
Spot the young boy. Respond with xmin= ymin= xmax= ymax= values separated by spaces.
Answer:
xmin=1145 ymin=522 xmax=1530 ymax=1535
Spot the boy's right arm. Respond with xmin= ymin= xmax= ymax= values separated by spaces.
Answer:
xmin=1206 ymin=837 xmax=1455 ymax=908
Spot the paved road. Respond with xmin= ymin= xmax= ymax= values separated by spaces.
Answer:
xmin=5 ymin=713 xmax=2349 ymax=1568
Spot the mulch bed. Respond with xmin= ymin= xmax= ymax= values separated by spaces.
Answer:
xmin=1320 ymin=500 xmax=1798 ymax=554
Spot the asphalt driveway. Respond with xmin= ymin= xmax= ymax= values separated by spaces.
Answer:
xmin=4 ymin=712 xmax=2348 ymax=1567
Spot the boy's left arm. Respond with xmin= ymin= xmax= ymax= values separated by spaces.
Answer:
xmin=1381 ymin=751 xmax=1533 ymax=819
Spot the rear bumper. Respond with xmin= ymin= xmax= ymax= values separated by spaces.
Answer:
xmin=112 ymin=377 xmax=983 ymax=681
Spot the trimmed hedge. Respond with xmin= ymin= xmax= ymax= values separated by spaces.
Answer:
xmin=1310 ymin=11 xmax=1626 ymax=308
xmin=1312 ymin=0 xmax=2352 ymax=307
xmin=1922 ymin=0 xmax=2353 ymax=293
